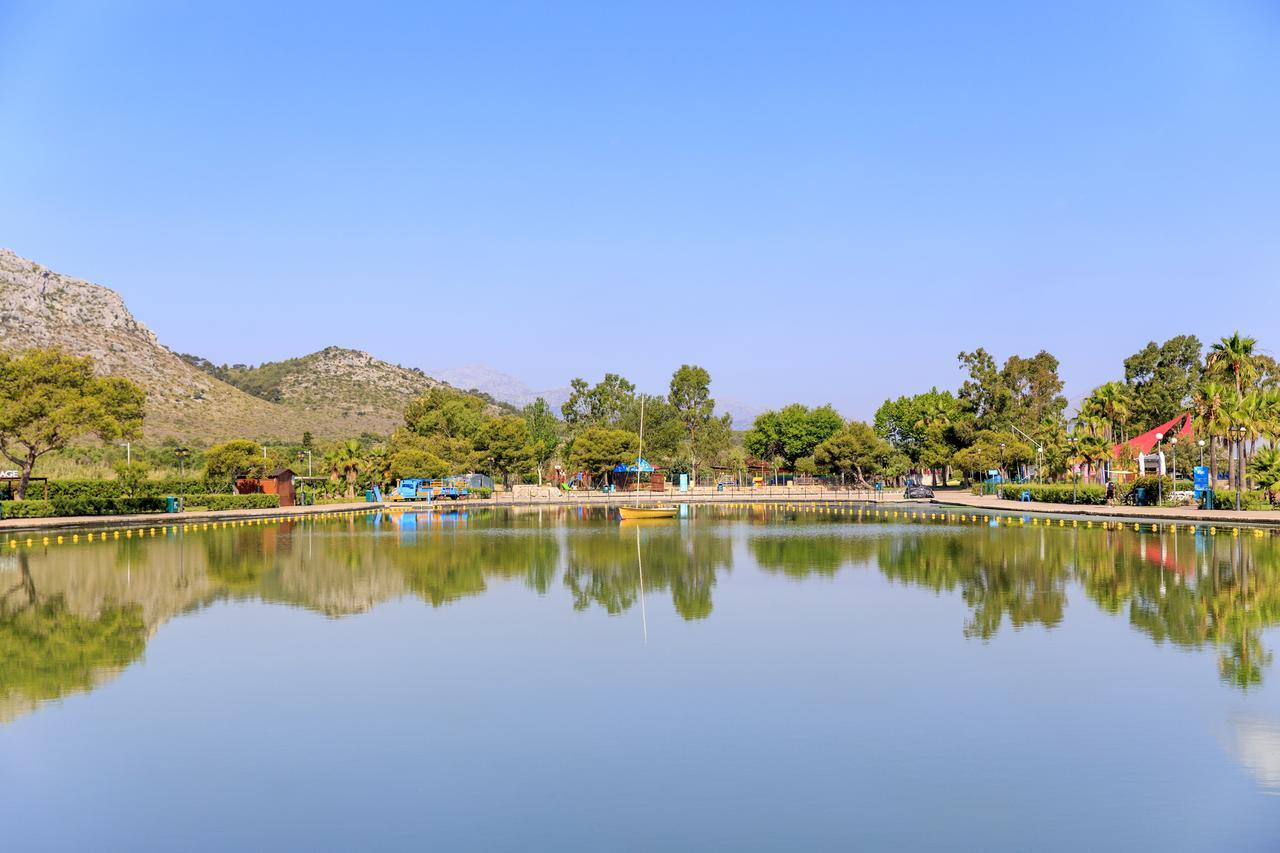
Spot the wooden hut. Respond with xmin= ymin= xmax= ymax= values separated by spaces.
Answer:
xmin=262 ymin=468 xmax=297 ymax=507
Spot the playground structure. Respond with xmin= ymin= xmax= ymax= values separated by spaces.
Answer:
xmin=390 ymin=476 xmax=470 ymax=501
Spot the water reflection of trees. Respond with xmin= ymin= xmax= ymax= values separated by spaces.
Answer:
xmin=563 ymin=523 xmax=732 ymax=620
xmin=7 ymin=510 xmax=1280 ymax=724
xmin=870 ymin=525 xmax=1280 ymax=690
xmin=877 ymin=531 xmax=1069 ymax=640
xmin=749 ymin=531 xmax=876 ymax=578
xmin=0 ymin=553 xmax=148 ymax=722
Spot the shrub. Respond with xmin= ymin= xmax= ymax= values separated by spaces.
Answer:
xmin=46 ymin=480 xmax=126 ymax=500
xmin=51 ymin=497 xmax=167 ymax=516
xmin=180 ymin=494 xmax=280 ymax=510
xmin=468 ymin=487 xmax=493 ymax=499
xmin=997 ymin=483 xmax=1107 ymax=505
xmin=47 ymin=478 xmax=207 ymax=501
xmin=1 ymin=500 xmax=56 ymax=518
xmin=0 ymin=497 xmax=167 ymax=518
xmin=1112 ymin=476 xmax=1193 ymax=505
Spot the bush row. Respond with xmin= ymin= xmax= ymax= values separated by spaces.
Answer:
xmin=181 ymin=494 xmax=280 ymax=510
xmin=35 ymin=478 xmax=210 ymax=500
xmin=0 ymin=493 xmax=280 ymax=518
xmin=993 ymin=478 xmax=1280 ymax=511
xmin=1203 ymin=490 xmax=1278 ymax=511
xmin=997 ymin=483 xmax=1108 ymax=504
xmin=0 ymin=497 xmax=168 ymax=519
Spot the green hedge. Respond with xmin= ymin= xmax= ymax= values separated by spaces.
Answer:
xmin=1 ymin=500 xmax=56 ymax=518
xmin=0 ymin=497 xmax=167 ymax=519
xmin=1202 ymin=489 xmax=1277 ymax=511
xmin=181 ymin=494 xmax=280 ymax=510
xmin=998 ymin=477 xmax=1205 ymax=507
xmin=0 ymin=493 xmax=279 ymax=518
xmin=998 ymin=483 xmax=1108 ymax=505
xmin=44 ymin=478 xmax=208 ymax=500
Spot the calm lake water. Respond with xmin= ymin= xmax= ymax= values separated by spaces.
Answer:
xmin=2 ymin=504 xmax=1279 ymax=851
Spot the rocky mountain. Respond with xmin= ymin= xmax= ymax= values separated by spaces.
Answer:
xmin=0 ymin=250 xmax=443 ymax=441
xmin=180 ymin=346 xmax=444 ymax=420
xmin=717 ymin=397 xmax=765 ymax=431
xmin=428 ymin=364 xmax=571 ymax=410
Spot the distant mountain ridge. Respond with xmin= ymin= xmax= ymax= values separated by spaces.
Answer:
xmin=427 ymin=364 xmax=571 ymax=410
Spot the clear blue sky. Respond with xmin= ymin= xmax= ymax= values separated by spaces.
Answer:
xmin=2 ymin=1 xmax=1278 ymax=419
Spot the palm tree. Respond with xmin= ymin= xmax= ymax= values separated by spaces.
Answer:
xmin=365 ymin=445 xmax=392 ymax=491
xmin=1207 ymin=332 xmax=1259 ymax=397
xmin=326 ymin=439 xmax=364 ymax=499
xmin=1193 ymin=381 xmax=1229 ymax=486
xmin=913 ymin=397 xmax=953 ymax=486
xmin=1077 ymin=434 xmax=1112 ymax=485
xmin=1222 ymin=393 xmax=1261 ymax=493
xmin=1250 ymin=446 xmax=1280 ymax=503
xmin=1082 ymin=382 xmax=1133 ymax=442
xmin=1260 ymin=388 xmax=1280 ymax=446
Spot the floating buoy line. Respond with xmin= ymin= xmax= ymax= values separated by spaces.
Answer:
xmin=2 ymin=501 xmax=1275 ymax=550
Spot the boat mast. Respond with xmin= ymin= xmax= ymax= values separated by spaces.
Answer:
xmin=636 ymin=396 xmax=645 ymax=507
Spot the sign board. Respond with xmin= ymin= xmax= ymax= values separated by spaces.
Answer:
xmin=0 ymin=470 xmax=19 ymax=478
xmin=987 ymin=470 xmax=999 ymax=477
xmin=679 ymin=473 xmax=689 ymax=492
xmin=1193 ymin=466 xmax=1209 ymax=494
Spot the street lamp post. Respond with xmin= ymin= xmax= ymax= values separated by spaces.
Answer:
xmin=298 ymin=450 xmax=313 ymax=477
xmin=1170 ymin=436 xmax=1178 ymax=503
xmin=176 ymin=447 xmax=189 ymax=477
xmin=999 ymin=443 xmax=1006 ymax=492
xmin=1155 ymin=432 xmax=1164 ymax=505
xmin=1229 ymin=425 xmax=1243 ymax=511
xmin=1198 ymin=439 xmax=1205 ymax=467
xmin=120 ymin=441 xmax=131 ymax=465
xmin=1037 ymin=446 xmax=1044 ymax=484
xmin=1068 ymin=436 xmax=1078 ymax=504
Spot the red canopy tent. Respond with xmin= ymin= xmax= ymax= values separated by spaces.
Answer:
xmin=1112 ymin=412 xmax=1193 ymax=458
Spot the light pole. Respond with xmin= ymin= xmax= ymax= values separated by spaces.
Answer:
xmin=1198 ymin=439 xmax=1205 ymax=467
xmin=1068 ymin=436 xmax=1078 ymax=504
xmin=1229 ymin=425 xmax=1243 ymax=511
xmin=1170 ymin=436 xmax=1178 ymax=501
xmin=298 ymin=450 xmax=313 ymax=477
xmin=1155 ymin=432 xmax=1164 ymax=505
xmin=120 ymin=441 xmax=131 ymax=465
xmin=1036 ymin=446 xmax=1044 ymax=484
xmin=999 ymin=442 xmax=1006 ymax=485
xmin=176 ymin=447 xmax=189 ymax=477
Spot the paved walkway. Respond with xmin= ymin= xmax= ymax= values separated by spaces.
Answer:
xmin=933 ymin=489 xmax=1280 ymax=527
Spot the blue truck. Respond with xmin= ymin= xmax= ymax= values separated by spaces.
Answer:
xmin=391 ymin=477 xmax=469 ymax=501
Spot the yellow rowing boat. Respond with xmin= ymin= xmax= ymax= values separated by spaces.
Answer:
xmin=618 ymin=505 xmax=678 ymax=520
